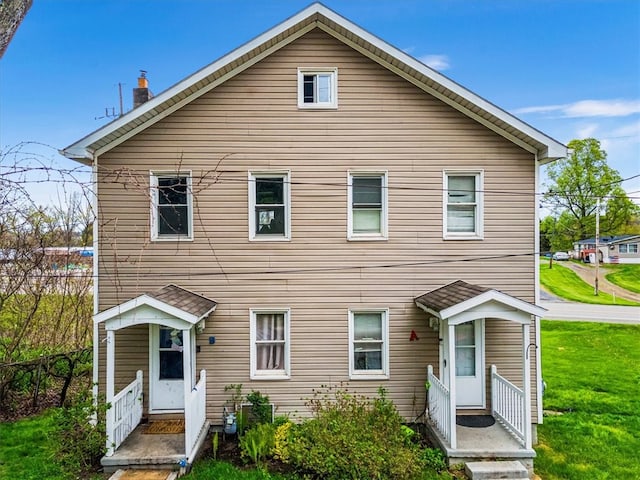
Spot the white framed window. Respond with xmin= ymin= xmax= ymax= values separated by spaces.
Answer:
xmin=250 ymin=309 xmax=290 ymax=380
xmin=349 ymin=309 xmax=389 ymax=380
xmin=150 ymin=172 xmax=193 ymax=241
xmin=249 ymin=171 xmax=291 ymax=241
xmin=348 ymin=171 xmax=388 ymax=240
xmin=297 ymin=68 xmax=337 ymax=109
xmin=443 ymin=171 xmax=484 ymax=240
xmin=619 ymin=243 xmax=638 ymax=253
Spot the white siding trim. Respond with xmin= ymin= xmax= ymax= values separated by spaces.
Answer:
xmin=348 ymin=308 xmax=390 ymax=380
xmin=150 ymin=171 xmax=194 ymax=242
xmin=442 ymin=170 xmax=484 ymax=240
xmin=347 ymin=170 xmax=388 ymax=241
xmin=250 ymin=308 xmax=291 ymax=380
xmin=248 ymin=171 xmax=291 ymax=242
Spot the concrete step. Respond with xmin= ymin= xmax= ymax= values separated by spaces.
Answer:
xmin=465 ymin=460 xmax=529 ymax=479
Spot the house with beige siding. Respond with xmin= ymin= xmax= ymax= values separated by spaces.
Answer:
xmin=62 ymin=3 xmax=566 ymax=474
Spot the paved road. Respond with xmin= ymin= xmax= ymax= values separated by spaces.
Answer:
xmin=540 ymin=300 xmax=640 ymax=325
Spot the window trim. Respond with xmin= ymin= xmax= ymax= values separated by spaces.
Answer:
xmin=250 ymin=308 xmax=291 ymax=380
xmin=348 ymin=308 xmax=389 ymax=380
xmin=619 ymin=243 xmax=638 ymax=254
xmin=150 ymin=171 xmax=194 ymax=242
xmin=442 ymin=170 xmax=484 ymax=240
xmin=297 ymin=68 xmax=338 ymax=109
xmin=347 ymin=171 xmax=388 ymax=241
xmin=248 ymin=171 xmax=291 ymax=241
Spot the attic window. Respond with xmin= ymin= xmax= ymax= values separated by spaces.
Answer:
xmin=298 ymin=68 xmax=337 ymax=109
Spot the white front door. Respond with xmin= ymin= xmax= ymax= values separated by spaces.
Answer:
xmin=150 ymin=325 xmax=185 ymax=412
xmin=442 ymin=319 xmax=485 ymax=408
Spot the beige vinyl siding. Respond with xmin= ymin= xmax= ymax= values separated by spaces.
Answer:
xmin=95 ymin=29 xmax=539 ymax=422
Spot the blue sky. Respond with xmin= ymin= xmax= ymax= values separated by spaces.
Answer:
xmin=1 ymin=0 xmax=639 ymax=208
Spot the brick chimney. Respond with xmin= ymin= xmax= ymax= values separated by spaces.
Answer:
xmin=133 ymin=70 xmax=153 ymax=108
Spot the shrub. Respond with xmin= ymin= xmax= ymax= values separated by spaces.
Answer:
xmin=272 ymin=420 xmax=293 ymax=463
xmin=286 ymin=386 xmax=428 ymax=479
xmin=246 ymin=390 xmax=273 ymax=425
xmin=48 ymin=388 xmax=108 ymax=475
xmin=239 ymin=422 xmax=276 ymax=467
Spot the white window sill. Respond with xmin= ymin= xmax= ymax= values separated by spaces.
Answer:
xmin=298 ymin=103 xmax=338 ymax=110
xmin=250 ymin=373 xmax=290 ymax=381
xmin=348 ymin=234 xmax=388 ymax=242
xmin=443 ymin=234 xmax=484 ymax=241
xmin=349 ymin=373 xmax=389 ymax=381
xmin=151 ymin=236 xmax=194 ymax=242
xmin=250 ymin=236 xmax=291 ymax=242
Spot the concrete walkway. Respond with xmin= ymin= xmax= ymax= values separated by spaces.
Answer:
xmin=541 ymin=301 xmax=639 ymax=325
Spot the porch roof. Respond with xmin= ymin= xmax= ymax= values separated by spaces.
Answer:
xmin=94 ymin=284 xmax=217 ymax=331
xmin=414 ymin=280 xmax=545 ymax=325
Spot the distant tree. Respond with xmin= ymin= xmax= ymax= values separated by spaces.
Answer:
xmin=544 ymin=138 xmax=639 ymax=243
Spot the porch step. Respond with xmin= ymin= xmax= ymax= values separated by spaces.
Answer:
xmin=465 ymin=460 xmax=529 ymax=479
xmin=108 ymin=469 xmax=179 ymax=480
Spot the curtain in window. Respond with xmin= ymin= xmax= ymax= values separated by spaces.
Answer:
xmin=256 ymin=313 xmax=285 ymax=370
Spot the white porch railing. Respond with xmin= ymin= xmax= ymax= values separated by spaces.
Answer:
xmin=491 ymin=365 xmax=526 ymax=446
xmin=427 ymin=365 xmax=452 ymax=447
xmin=106 ymin=370 xmax=143 ymax=456
xmin=185 ymin=369 xmax=207 ymax=462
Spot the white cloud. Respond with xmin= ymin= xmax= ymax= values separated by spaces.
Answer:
xmin=576 ymin=124 xmax=599 ymax=138
xmin=515 ymin=99 xmax=640 ymax=118
xmin=418 ymin=54 xmax=451 ymax=71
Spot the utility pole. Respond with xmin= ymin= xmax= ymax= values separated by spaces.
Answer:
xmin=594 ymin=198 xmax=600 ymax=296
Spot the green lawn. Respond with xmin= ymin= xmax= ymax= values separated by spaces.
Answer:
xmin=536 ymin=321 xmax=640 ymax=479
xmin=539 ymin=260 xmax=640 ymax=305
xmin=604 ymin=263 xmax=640 ymax=294
xmin=0 ymin=411 xmax=69 ymax=480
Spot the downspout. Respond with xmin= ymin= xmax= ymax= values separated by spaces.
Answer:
xmin=534 ymin=153 xmax=543 ymax=426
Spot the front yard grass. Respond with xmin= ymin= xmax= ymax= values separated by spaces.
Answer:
xmin=604 ymin=263 xmax=640 ymax=293
xmin=0 ymin=410 xmax=69 ymax=480
xmin=539 ymin=260 xmax=640 ymax=305
xmin=536 ymin=321 xmax=640 ymax=479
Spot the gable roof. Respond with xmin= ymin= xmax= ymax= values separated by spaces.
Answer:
xmin=576 ymin=234 xmax=640 ymax=245
xmin=61 ymin=3 xmax=566 ymax=165
xmin=415 ymin=280 xmax=545 ymax=325
xmin=94 ymin=284 xmax=217 ymax=330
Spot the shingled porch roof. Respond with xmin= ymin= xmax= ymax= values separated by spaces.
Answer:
xmin=94 ymin=284 xmax=217 ymax=330
xmin=414 ymin=280 xmax=545 ymax=325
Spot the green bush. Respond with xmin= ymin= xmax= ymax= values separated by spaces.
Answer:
xmin=48 ymin=388 xmax=108 ymax=475
xmin=286 ymin=386 xmax=428 ymax=480
xmin=240 ymin=422 xmax=276 ymax=467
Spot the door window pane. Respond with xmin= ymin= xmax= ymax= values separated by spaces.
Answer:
xmin=159 ymin=327 xmax=184 ymax=380
xmin=455 ymin=322 xmax=475 ymax=377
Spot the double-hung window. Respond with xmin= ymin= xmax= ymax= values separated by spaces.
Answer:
xmin=250 ymin=309 xmax=290 ymax=380
xmin=150 ymin=172 xmax=193 ymax=241
xmin=349 ymin=309 xmax=389 ymax=379
xmin=297 ymin=68 xmax=337 ymax=108
xmin=443 ymin=171 xmax=483 ymax=239
xmin=348 ymin=172 xmax=388 ymax=240
xmin=619 ymin=243 xmax=638 ymax=253
xmin=249 ymin=172 xmax=290 ymax=241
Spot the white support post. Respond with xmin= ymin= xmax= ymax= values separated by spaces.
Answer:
xmin=182 ymin=328 xmax=193 ymax=457
xmin=523 ymin=323 xmax=532 ymax=449
xmin=105 ymin=329 xmax=115 ymax=455
xmin=447 ymin=322 xmax=457 ymax=450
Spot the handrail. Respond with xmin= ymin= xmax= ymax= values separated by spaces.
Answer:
xmin=106 ymin=370 xmax=143 ymax=456
xmin=427 ymin=365 xmax=451 ymax=447
xmin=185 ymin=369 xmax=207 ymax=462
xmin=491 ymin=365 xmax=525 ymax=446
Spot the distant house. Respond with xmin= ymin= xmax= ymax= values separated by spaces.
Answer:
xmin=574 ymin=235 xmax=640 ymax=264
xmin=62 ymin=2 xmax=566 ymax=474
